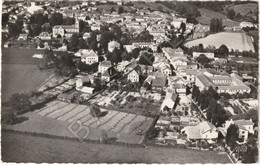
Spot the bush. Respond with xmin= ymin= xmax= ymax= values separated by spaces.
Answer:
xmin=2 ymin=111 xmax=15 ymax=125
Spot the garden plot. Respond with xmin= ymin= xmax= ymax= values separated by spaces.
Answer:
xmin=34 ymin=101 xmax=155 ymax=136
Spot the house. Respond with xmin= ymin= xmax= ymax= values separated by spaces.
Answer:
xmin=108 ymin=40 xmax=120 ymax=52
xmin=101 ymin=67 xmax=117 ymax=82
xmin=117 ymin=61 xmax=130 ymax=72
xmin=152 ymin=76 xmax=167 ymax=92
xmin=174 ymin=79 xmax=186 ymax=94
xmin=160 ymin=64 xmax=172 ymax=77
xmin=193 ymin=52 xmax=215 ymax=59
xmin=192 ymin=24 xmax=210 ymax=39
xmin=18 ymin=33 xmax=28 ymax=40
xmin=224 ymin=119 xmax=254 ymax=142
xmin=91 ymin=24 xmax=101 ymax=31
xmin=181 ymin=121 xmax=218 ymax=142
xmin=156 ymin=116 xmax=171 ymax=127
xmin=161 ymin=88 xmax=178 ymax=111
xmin=53 ymin=16 xmax=79 ymax=38
xmin=132 ymin=42 xmax=157 ymax=52
xmin=98 ymin=61 xmax=112 ymax=74
xmin=83 ymin=32 xmax=91 ymax=40
xmin=77 ymin=49 xmax=98 ymax=64
xmin=76 ymin=75 xmax=95 ymax=94
xmin=39 ymin=32 xmax=51 ymax=40
xmin=240 ymin=21 xmax=254 ymax=28
xmin=171 ymin=17 xmax=187 ymax=29
xmin=127 ymin=66 xmax=142 ymax=83
xmin=186 ymin=70 xmax=199 ymax=82
xmin=123 ymin=45 xmax=134 ymax=53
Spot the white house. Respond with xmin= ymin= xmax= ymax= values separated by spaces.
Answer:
xmin=98 ymin=61 xmax=112 ymax=74
xmin=77 ymin=49 xmax=99 ymax=64
xmin=224 ymin=119 xmax=254 ymax=141
xmin=127 ymin=66 xmax=142 ymax=83
xmin=240 ymin=21 xmax=254 ymax=28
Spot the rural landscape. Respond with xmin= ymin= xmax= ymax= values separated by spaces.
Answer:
xmin=1 ymin=0 xmax=259 ymax=164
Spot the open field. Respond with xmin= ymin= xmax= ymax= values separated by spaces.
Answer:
xmin=1 ymin=132 xmax=231 ymax=163
xmin=2 ymin=64 xmax=54 ymax=102
xmin=226 ymin=3 xmax=258 ymax=16
xmin=196 ymin=8 xmax=240 ymax=27
xmin=185 ymin=32 xmax=255 ymax=52
xmin=2 ymin=48 xmax=45 ymax=64
xmin=133 ymin=2 xmax=176 ymax=13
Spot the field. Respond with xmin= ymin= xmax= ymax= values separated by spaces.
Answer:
xmin=2 ymin=64 xmax=54 ymax=102
xmin=3 ymin=100 xmax=155 ymax=144
xmin=35 ymin=100 xmax=154 ymax=136
xmin=196 ymin=8 xmax=240 ymax=27
xmin=1 ymin=132 xmax=231 ymax=163
xmin=133 ymin=2 xmax=176 ymax=13
xmin=226 ymin=3 xmax=258 ymax=16
xmin=1 ymin=48 xmax=54 ymax=102
xmin=185 ymin=32 xmax=255 ymax=52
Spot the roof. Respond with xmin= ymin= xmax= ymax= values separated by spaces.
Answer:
xmin=100 ymin=61 xmax=111 ymax=67
xmin=152 ymin=76 xmax=166 ymax=87
xmin=196 ymin=73 xmax=215 ymax=88
xmin=80 ymin=49 xmax=98 ymax=58
xmin=182 ymin=121 xmax=217 ymax=139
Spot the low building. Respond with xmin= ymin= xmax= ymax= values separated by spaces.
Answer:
xmin=39 ymin=32 xmax=51 ymax=40
xmin=224 ymin=119 xmax=254 ymax=141
xmin=101 ymin=67 xmax=117 ymax=82
xmin=108 ymin=40 xmax=120 ymax=52
xmin=181 ymin=121 xmax=218 ymax=142
xmin=193 ymin=52 xmax=215 ymax=59
xmin=18 ymin=33 xmax=28 ymax=41
xmin=127 ymin=66 xmax=142 ymax=83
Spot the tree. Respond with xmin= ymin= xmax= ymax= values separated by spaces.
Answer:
xmin=68 ymin=34 xmax=79 ymax=51
xmin=2 ymin=111 xmax=15 ymax=125
xmin=90 ymin=104 xmax=101 ymax=117
xmin=8 ymin=20 xmax=23 ymax=37
xmin=118 ymin=6 xmax=124 ymax=14
xmin=196 ymin=54 xmax=211 ymax=65
xmin=242 ymin=135 xmax=258 ymax=163
xmin=50 ymin=13 xmax=63 ymax=27
xmin=226 ymin=124 xmax=239 ymax=150
xmin=139 ymin=52 xmax=154 ymax=66
xmin=100 ymin=31 xmax=116 ymax=51
xmin=10 ymin=93 xmax=31 ymax=113
xmin=210 ymin=18 xmax=223 ymax=33
xmin=227 ymin=9 xmax=236 ymax=20
xmin=217 ymin=44 xmax=229 ymax=57
xmin=180 ymin=21 xmax=186 ymax=34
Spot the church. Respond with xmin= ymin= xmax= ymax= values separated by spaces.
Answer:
xmin=52 ymin=16 xmax=79 ymax=38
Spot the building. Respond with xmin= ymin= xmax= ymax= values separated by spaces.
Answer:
xmin=240 ymin=21 xmax=254 ymax=28
xmin=18 ymin=33 xmax=28 ymax=40
xmin=52 ymin=16 xmax=79 ymax=38
xmin=132 ymin=42 xmax=157 ymax=52
xmin=127 ymin=66 xmax=141 ymax=83
xmin=39 ymin=32 xmax=51 ymax=40
xmin=101 ymin=67 xmax=116 ymax=82
xmin=98 ymin=61 xmax=112 ymax=74
xmin=181 ymin=121 xmax=218 ymax=142
xmin=171 ymin=17 xmax=187 ymax=29
xmin=224 ymin=119 xmax=254 ymax=142
xmin=193 ymin=52 xmax=215 ymax=59
xmin=195 ymin=69 xmax=251 ymax=94
xmin=161 ymin=88 xmax=178 ymax=111
xmin=77 ymin=49 xmax=99 ymax=64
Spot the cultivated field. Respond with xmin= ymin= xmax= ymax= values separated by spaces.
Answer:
xmin=198 ymin=8 xmax=227 ymax=19
xmin=2 ymin=64 xmax=54 ymax=102
xmin=185 ymin=32 xmax=255 ymax=52
xmin=2 ymin=132 xmax=231 ymax=163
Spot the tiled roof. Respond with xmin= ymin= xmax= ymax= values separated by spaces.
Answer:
xmin=100 ymin=61 xmax=111 ymax=67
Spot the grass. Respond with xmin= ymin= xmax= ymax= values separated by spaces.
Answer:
xmin=185 ymin=32 xmax=255 ymax=52
xmin=2 ymin=64 xmax=54 ymax=103
xmin=226 ymin=3 xmax=258 ymax=16
xmin=1 ymin=48 xmax=54 ymax=103
xmin=2 ymin=131 xmax=231 ymax=163
xmin=198 ymin=8 xmax=227 ymax=19
xmin=133 ymin=2 xmax=176 ymax=13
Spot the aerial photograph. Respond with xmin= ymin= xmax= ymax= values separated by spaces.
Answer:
xmin=1 ymin=0 xmax=259 ymax=164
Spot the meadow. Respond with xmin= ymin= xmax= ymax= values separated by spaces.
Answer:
xmin=185 ymin=32 xmax=255 ymax=52
xmin=1 ymin=48 xmax=54 ymax=102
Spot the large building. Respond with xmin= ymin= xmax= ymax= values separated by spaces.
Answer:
xmin=52 ymin=16 xmax=79 ymax=38
xmin=195 ymin=69 xmax=251 ymax=94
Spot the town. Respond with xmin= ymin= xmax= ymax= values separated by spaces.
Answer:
xmin=1 ymin=0 xmax=259 ymax=164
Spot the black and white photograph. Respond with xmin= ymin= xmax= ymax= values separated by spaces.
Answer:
xmin=1 ymin=0 xmax=259 ymax=164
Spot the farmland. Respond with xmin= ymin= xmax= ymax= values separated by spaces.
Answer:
xmin=3 ymin=100 xmax=155 ymax=144
xmin=196 ymin=8 xmax=240 ymax=27
xmin=226 ymin=3 xmax=258 ymax=16
xmin=185 ymin=32 xmax=255 ymax=52
xmin=2 ymin=132 xmax=231 ymax=163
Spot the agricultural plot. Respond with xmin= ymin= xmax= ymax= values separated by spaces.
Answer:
xmin=226 ymin=3 xmax=258 ymax=16
xmin=35 ymin=101 xmax=154 ymax=136
xmin=185 ymin=32 xmax=255 ymax=52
